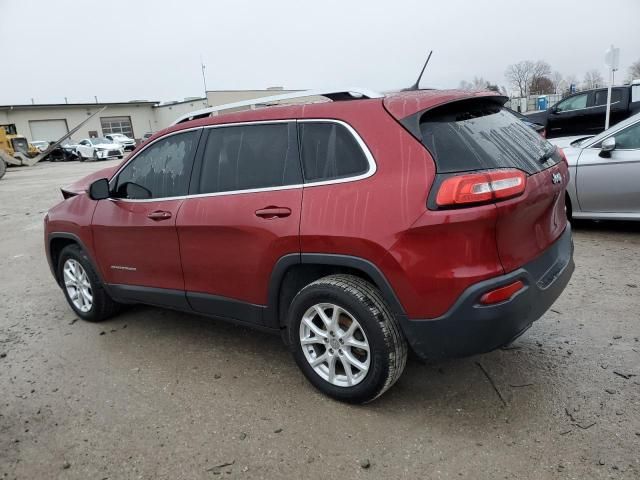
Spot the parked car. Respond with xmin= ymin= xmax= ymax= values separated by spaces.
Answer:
xmin=550 ymin=112 xmax=640 ymax=221
xmin=76 ymin=138 xmax=124 ymax=161
xmin=30 ymin=140 xmax=49 ymax=152
xmin=44 ymin=89 xmax=574 ymax=403
xmin=105 ymin=133 xmax=136 ymax=151
xmin=526 ymin=81 xmax=640 ymax=138
xmin=509 ymin=108 xmax=546 ymax=136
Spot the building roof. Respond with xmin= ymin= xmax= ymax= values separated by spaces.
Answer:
xmin=0 ymin=101 xmax=160 ymax=110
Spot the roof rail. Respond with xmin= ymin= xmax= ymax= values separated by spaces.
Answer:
xmin=171 ymin=88 xmax=384 ymax=125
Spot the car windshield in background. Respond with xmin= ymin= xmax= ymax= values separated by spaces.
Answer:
xmin=92 ymin=138 xmax=112 ymax=144
xmin=420 ymin=99 xmax=558 ymax=175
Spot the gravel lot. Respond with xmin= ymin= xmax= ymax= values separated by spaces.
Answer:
xmin=1 ymin=160 xmax=639 ymax=479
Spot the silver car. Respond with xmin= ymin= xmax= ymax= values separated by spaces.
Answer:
xmin=551 ymin=112 xmax=640 ymax=221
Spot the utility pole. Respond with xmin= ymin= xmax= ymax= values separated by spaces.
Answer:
xmin=604 ymin=45 xmax=620 ymax=130
xmin=200 ymin=55 xmax=208 ymax=102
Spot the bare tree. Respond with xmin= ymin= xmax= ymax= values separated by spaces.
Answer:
xmin=531 ymin=61 xmax=552 ymax=89
xmin=583 ymin=69 xmax=604 ymax=89
xmin=550 ymin=71 xmax=564 ymax=94
xmin=505 ymin=61 xmax=535 ymax=97
xmin=458 ymin=77 xmax=495 ymax=91
xmin=530 ymin=76 xmax=554 ymax=95
xmin=505 ymin=60 xmax=552 ymax=98
xmin=628 ymin=59 xmax=640 ymax=81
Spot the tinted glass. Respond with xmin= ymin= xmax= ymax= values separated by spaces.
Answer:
xmin=594 ymin=89 xmax=622 ymax=106
xmin=115 ymin=130 xmax=199 ymax=199
xmin=614 ymin=121 xmax=640 ymax=149
xmin=419 ymin=99 xmax=558 ymax=174
xmin=199 ymin=123 xmax=301 ymax=194
xmin=556 ymin=94 xmax=588 ymax=112
xmin=298 ymin=122 xmax=369 ymax=182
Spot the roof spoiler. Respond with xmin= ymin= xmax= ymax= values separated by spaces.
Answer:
xmin=170 ymin=88 xmax=384 ymax=125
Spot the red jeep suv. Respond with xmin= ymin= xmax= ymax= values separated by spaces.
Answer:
xmin=44 ymin=88 xmax=574 ymax=403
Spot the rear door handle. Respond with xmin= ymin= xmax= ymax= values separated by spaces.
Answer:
xmin=255 ymin=207 xmax=291 ymax=219
xmin=147 ymin=210 xmax=172 ymax=221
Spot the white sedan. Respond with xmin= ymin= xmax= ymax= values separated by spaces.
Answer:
xmin=76 ymin=138 xmax=124 ymax=161
xmin=105 ymin=133 xmax=136 ymax=151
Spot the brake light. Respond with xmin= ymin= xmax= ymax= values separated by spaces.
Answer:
xmin=479 ymin=280 xmax=525 ymax=305
xmin=436 ymin=169 xmax=526 ymax=207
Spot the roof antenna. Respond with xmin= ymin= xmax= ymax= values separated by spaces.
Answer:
xmin=404 ymin=50 xmax=433 ymax=91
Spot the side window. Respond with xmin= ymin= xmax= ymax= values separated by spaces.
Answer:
xmin=556 ymin=93 xmax=588 ymax=112
xmin=594 ymin=89 xmax=622 ymax=106
xmin=614 ymin=122 xmax=640 ymax=150
xmin=115 ymin=130 xmax=199 ymax=199
xmin=298 ymin=122 xmax=369 ymax=182
xmin=199 ymin=123 xmax=301 ymax=194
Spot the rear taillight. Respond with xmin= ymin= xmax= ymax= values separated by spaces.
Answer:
xmin=436 ymin=169 xmax=526 ymax=207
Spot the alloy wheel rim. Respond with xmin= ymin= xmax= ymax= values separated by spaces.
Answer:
xmin=299 ymin=303 xmax=370 ymax=387
xmin=63 ymin=259 xmax=93 ymax=313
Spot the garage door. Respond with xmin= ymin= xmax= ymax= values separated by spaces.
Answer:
xmin=29 ymin=119 xmax=69 ymax=143
xmin=100 ymin=116 xmax=134 ymax=139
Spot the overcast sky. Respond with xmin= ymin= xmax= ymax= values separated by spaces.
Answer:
xmin=1 ymin=0 xmax=639 ymax=105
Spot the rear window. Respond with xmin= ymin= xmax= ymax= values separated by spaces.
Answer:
xmin=298 ymin=122 xmax=369 ymax=182
xmin=419 ymin=99 xmax=558 ymax=174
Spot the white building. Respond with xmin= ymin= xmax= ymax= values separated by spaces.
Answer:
xmin=0 ymin=88 xmax=304 ymax=144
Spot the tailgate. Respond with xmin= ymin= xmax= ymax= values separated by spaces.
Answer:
xmin=494 ymin=161 xmax=569 ymax=272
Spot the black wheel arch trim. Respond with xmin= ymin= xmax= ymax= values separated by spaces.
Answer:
xmin=47 ymin=232 xmax=104 ymax=287
xmin=265 ymin=253 xmax=406 ymax=329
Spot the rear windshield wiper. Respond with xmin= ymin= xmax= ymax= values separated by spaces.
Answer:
xmin=539 ymin=146 xmax=556 ymax=163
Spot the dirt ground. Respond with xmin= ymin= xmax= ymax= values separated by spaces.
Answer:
xmin=1 ymin=160 xmax=639 ymax=480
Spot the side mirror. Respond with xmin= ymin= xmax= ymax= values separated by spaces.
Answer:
xmin=599 ymin=137 xmax=616 ymax=157
xmin=550 ymin=105 xmax=558 ymax=114
xmin=601 ymin=137 xmax=616 ymax=152
xmin=88 ymin=178 xmax=110 ymax=200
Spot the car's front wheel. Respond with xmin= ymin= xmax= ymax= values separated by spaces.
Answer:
xmin=287 ymin=274 xmax=407 ymax=403
xmin=58 ymin=244 xmax=120 ymax=322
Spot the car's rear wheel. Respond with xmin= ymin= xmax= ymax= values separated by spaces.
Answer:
xmin=287 ymin=274 xmax=407 ymax=403
xmin=58 ymin=244 xmax=120 ymax=322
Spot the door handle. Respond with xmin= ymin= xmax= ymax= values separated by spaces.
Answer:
xmin=255 ymin=207 xmax=291 ymax=219
xmin=147 ymin=210 xmax=172 ymax=221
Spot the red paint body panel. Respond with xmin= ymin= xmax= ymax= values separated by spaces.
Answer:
xmin=494 ymin=161 xmax=569 ymax=272
xmin=176 ymin=189 xmax=302 ymax=305
xmin=91 ymin=199 xmax=185 ymax=290
xmin=382 ymin=204 xmax=504 ymax=318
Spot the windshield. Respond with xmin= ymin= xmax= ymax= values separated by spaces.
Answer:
xmin=112 ymin=134 xmax=128 ymax=139
xmin=92 ymin=137 xmax=113 ymax=144
xmin=582 ymin=112 xmax=640 ymax=147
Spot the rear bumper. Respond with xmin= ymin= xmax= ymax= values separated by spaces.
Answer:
xmin=400 ymin=224 xmax=574 ymax=360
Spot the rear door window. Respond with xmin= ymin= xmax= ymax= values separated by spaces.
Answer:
xmin=198 ymin=122 xmax=301 ymax=194
xmin=298 ymin=122 xmax=369 ymax=182
xmin=594 ymin=89 xmax=622 ymax=106
xmin=419 ymin=99 xmax=558 ymax=174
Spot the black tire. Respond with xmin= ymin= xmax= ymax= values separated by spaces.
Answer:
xmin=57 ymin=244 xmax=120 ymax=322
xmin=77 ymin=152 xmax=85 ymax=162
xmin=0 ymin=159 xmax=6 ymax=180
xmin=287 ymin=274 xmax=407 ymax=404
xmin=92 ymin=150 xmax=98 ymax=161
